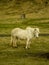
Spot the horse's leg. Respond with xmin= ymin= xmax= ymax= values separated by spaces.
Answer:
xmin=10 ymin=36 xmax=13 ymax=46
xmin=28 ymin=40 xmax=31 ymax=48
xmin=26 ymin=39 xmax=29 ymax=49
xmin=13 ymin=36 xmax=17 ymax=47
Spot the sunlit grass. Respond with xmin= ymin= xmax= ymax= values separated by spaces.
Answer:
xmin=0 ymin=36 xmax=49 ymax=65
xmin=0 ymin=17 xmax=49 ymax=65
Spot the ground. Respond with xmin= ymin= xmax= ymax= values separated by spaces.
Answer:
xmin=0 ymin=18 xmax=49 ymax=65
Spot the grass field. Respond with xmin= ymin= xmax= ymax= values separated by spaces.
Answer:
xmin=0 ymin=18 xmax=49 ymax=65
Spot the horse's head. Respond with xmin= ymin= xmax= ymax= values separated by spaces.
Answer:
xmin=26 ymin=26 xmax=40 ymax=38
xmin=34 ymin=28 xmax=39 ymax=38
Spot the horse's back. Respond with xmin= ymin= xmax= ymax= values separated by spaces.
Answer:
xmin=11 ymin=28 xmax=21 ymax=36
xmin=11 ymin=28 xmax=27 ymax=38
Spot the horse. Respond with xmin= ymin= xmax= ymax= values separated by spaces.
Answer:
xmin=10 ymin=26 xmax=39 ymax=49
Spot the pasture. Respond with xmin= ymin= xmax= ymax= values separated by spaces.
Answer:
xmin=0 ymin=18 xmax=49 ymax=65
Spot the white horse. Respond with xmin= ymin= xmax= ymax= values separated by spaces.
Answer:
xmin=10 ymin=27 xmax=39 ymax=49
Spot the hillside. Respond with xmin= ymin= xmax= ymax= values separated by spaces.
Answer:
xmin=0 ymin=0 xmax=49 ymax=18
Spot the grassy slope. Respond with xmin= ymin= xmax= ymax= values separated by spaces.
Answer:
xmin=0 ymin=0 xmax=49 ymax=65
xmin=0 ymin=0 xmax=49 ymax=18
xmin=0 ymin=33 xmax=49 ymax=65
xmin=0 ymin=18 xmax=49 ymax=65
xmin=0 ymin=18 xmax=49 ymax=34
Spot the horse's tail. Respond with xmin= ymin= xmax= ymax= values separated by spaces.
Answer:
xmin=10 ymin=34 xmax=13 ymax=46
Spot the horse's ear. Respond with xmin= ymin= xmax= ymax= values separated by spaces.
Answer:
xmin=34 ymin=28 xmax=36 ymax=31
xmin=34 ymin=28 xmax=37 ymax=32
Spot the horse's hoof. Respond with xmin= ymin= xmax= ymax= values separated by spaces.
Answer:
xmin=13 ymin=46 xmax=18 ymax=48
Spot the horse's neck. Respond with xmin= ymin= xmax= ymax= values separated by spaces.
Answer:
xmin=26 ymin=29 xmax=33 ymax=35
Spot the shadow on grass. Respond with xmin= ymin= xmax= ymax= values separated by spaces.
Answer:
xmin=0 ymin=49 xmax=49 ymax=60
xmin=0 ymin=34 xmax=10 ymax=37
xmin=15 ymin=49 xmax=49 ymax=60
xmin=0 ymin=34 xmax=49 ymax=37
xmin=27 ymin=51 xmax=49 ymax=60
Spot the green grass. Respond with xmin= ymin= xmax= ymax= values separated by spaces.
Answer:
xmin=0 ymin=0 xmax=49 ymax=64
xmin=0 ymin=18 xmax=49 ymax=65
xmin=0 ymin=18 xmax=49 ymax=34
xmin=0 ymin=36 xmax=49 ymax=65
